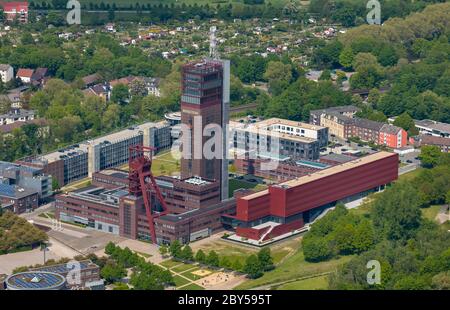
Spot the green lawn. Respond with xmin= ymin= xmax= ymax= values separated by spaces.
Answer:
xmin=228 ymin=178 xmax=267 ymax=198
xmin=421 ymin=205 xmax=441 ymax=221
xmin=178 ymin=283 xmax=205 ymax=290
xmin=235 ymin=247 xmax=352 ymax=290
xmin=171 ymin=262 xmax=197 ymax=273
xmin=173 ymin=275 xmax=190 ymax=287
xmin=275 ymin=275 xmax=329 ymax=290
xmin=160 ymin=259 xmax=183 ymax=269
xmin=397 ymin=168 xmax=423 ymax=182
xmin=151 ymin=150 xmax=180 ymax=176
xmin=38 ymin=212 xmax=55 ymax=219
xmin=192 ymin=236 xmax=301 ymax=268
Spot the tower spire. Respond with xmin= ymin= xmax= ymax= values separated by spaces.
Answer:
xmin=209 ymin=26 xmax=218 ymax=59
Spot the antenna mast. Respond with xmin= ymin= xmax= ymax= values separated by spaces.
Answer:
xmin=209 ymin=26 xmax=219 ymax=59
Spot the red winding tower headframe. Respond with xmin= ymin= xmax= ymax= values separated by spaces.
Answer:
xmin=128 ymin=145 xmax=168 ymax=244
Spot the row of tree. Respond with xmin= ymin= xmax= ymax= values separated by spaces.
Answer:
xmin=162 ymin=240 xmax=274 ymax=279
xmin=103 ymin=242 xmax=174 ymax=289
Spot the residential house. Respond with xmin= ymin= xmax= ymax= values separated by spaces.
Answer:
xmin=142 ymin=77 xmax=161 ymax=97
xmin=0 ymin=108 xmax=35 ymax=125
xmin=0 ymin=1 xmax=28 ymax=23
xmin=0 ymin=64 xmax=14 ymax=83
xmin=16 ymin=68 xmax=34 ymax=84
xmin=83 ymin=83 xmax=111 ymax=101
xmin=82 ymin=73 xmax=101 ymax=88
xmin=30 ymin=67 xmax=49 ymax=87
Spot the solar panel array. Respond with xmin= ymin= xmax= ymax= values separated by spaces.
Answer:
xmin=0 ymin=183 xmax=15 ymax=197
xmin=7 ymin=272 xmax=65 ymax=290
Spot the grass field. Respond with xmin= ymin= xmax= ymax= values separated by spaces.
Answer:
xmin=151 ymin=150 xmax=180 ymax=176
xmin=173 ymin=275 xmax=190 ymax=287
xmin=178 ymin=283 xmax=205 ymax=290
xmin=171 ymin=262 xmax=197 ymax=273
xmin=398 ymin=167 xmax=423 ymax=182
xmin=275 ymin=275 xmax=329 ymax=290
xmin=235 ymin=248 xmax=352 ymax=290
xmin=421 ymin=205 xmax=441 ymax=221
xmin=160 ymin=259 xmax=183 ymax=269
xmin=192 ymin=236 xmax=301 ymax=266
xmin=228 ymin=178 xmax=267 ymax=198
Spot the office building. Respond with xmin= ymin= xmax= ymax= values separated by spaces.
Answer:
xmin=231 ymin=118 xmax=328 ymax=161
xmin=17 ymin=121 xmax=172 ymax=187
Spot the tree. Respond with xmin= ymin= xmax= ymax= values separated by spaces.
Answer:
xmin=111 ymin=84 xmax=129 ymax=104
xmin=100 ymin=261 xmax=126 ymax=284
xmin=263 ymin=61 xmax=292 ymax=95
xmin=303 ymin=236 xmax=332 ymax=262
xmin=243 ymin=254 xmax=263 ymax=279
xmin=393 ymin=112 xmax=418 ymax=136
xmin=372 ymin=182 xmax=422 ymax=241
xmin=232 ymin=259 xmax=243 ymax=272
xmin=419 ymin=146 xmax=442 ymax=168
xmin=159 ymin=244 xmax=168 ymax=257
xmin=102 ymin=104 xmax=121 ymax=130
xmin=0 ymin=96 xmax=11 ymax=114
xmin=206 ymin=250 xmax=220 ymax=267
xmin=339 ymin=46 xmax=354 ymax=69
xmin=169 ymin=240 xmax=182 ymax=259
xmin=105 ymin=242 xmax=116 ymax=256
xmin=257 ymin=248 xmax=274 ymax=271
xmin=51 ymin=178 xmax=60 ymax=191
xmin=195 ymin=249 xmax=206 ymax=264
xmin=181 ymin=245 xmax=194 ymax=261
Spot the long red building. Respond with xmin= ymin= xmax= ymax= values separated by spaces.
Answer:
xmin=228 ymin=151 xmax=398 ymax=241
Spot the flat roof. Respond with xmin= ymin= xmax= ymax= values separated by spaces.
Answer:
xmin=415 ymin=119 xmax=450 ymax=134
xmin=32 ymin=260 xmax=97 ymax=274
xmin=6 ymin=271 xmax=65 ymax=290
xmin=241 ymin=151 xmax=396 ymax=200
xmin=41 ymin=121 xmax=168 ymax=163
xmin=255 ymin=118 xmax=326 ymax=131
xmin=232 ymin=122 xmax=317 ymax=144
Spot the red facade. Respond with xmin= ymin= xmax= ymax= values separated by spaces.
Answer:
xmin=236 ymin=152 xmax=399 ymax=223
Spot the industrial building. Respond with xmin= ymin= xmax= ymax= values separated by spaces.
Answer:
xmin=414 ymin=119 xmax=450 ymax=138
xmin=224 ymin=151 xmax=398 ymax=243
xmin=310 ymin=106 xmax=407 ymax=148
xmin=55 ymin=170 xmax=236 ymax=244
xmin=230 ymin=118 xmax=328 ymax=161
xmin=0 ymin=161 xmax=52 ymax=202
xmin=17 ymin=121 xmax=172 ymax=187
xmin=235 ymin=153 xmax=357 ymax=182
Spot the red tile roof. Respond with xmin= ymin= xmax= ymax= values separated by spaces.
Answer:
xmin=0 ymin=2 xmax=28 ymax=12
xmin=16 ymin=68 xmax=34 ymax=78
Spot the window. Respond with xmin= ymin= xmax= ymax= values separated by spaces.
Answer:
xmin=109 ymin=226 xmax=113 ymax=233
